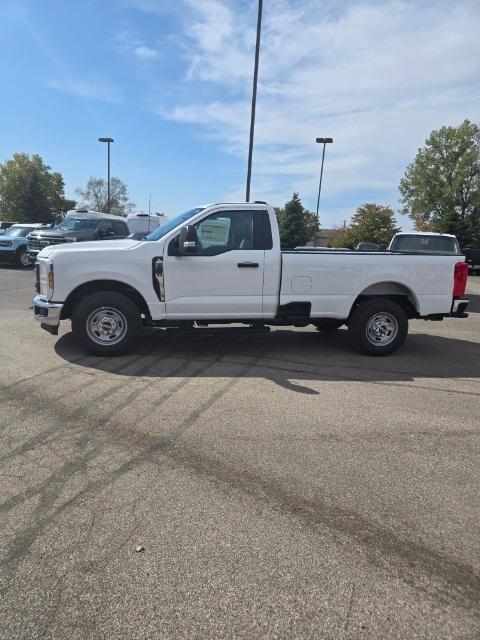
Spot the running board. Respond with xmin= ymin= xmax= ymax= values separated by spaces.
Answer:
xmin=165 ymin=326 xmax=270 ymax=334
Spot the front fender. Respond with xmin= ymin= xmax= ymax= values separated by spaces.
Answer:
xmin=53 ymin=269 xmax=154 ymax=305
xmin=50 ymin=249 xmax=167 ymax=320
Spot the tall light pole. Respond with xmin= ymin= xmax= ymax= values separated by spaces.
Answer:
xmin=98 ymin=137 xmax=114 ymax=213
xmin=245 ymin=0 xmax=263 ymax=202
xmin=315 ymin=137 xmax=333 ymax=221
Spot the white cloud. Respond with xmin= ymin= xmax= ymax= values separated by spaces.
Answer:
xmin=116 ymin=29 xmax=160 ymax=63
xmin=134 ymin=45 xmax=159 ymax=60
xmin=48 ymin=79 xmax=122 ymax=103
xmin=162 ymin=0 xmax=480 ymax=219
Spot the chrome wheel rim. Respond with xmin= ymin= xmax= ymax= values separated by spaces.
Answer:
xmin=19 ymin=251 xmax=30 ymax=267
xmin=366 ymin=312 xmax=398 ymax=346
xmin=86 ymin=307 xmax=127 ymax=346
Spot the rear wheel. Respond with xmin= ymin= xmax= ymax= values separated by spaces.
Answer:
xmin=72 ymin=291 xmax=141 ymax=356
xmin=349 ymin=299 xmax=408 ymax=356
xmin=313 ymin=319 xmax=344 ymax=331
xmin=17 ymin=248 xmax=31 ymax=268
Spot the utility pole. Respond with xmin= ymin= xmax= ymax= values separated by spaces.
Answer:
xmin=98 ymin=137 xmax=114 ymax=213
xmin=245 ymin=0 xmax=263 ymax=202
xmin=315 ymin=137 xmax=333 ymax=222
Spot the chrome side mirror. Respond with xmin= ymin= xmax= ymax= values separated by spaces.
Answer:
xmin=178 ymin=225 xmax=198 ymax=255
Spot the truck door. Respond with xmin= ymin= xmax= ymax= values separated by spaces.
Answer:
xmin=163 ymin=209 xmax=265 ymax=319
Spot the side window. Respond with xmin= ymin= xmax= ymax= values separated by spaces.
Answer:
xmin=193 ymin=210 xmax=254 ymax=256
xmin=98 ymin=222 xmax=114 ymax=236
xmin=113 ymin=221 xmax=128 ymax=235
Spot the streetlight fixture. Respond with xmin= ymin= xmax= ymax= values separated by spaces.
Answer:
xmin=315 ymin=137 xmax=333 ymax=221
xmin=98 ymin=137 xmax=114 ymax=213
xmin=245 ymin=0 xmax=263 ymax=202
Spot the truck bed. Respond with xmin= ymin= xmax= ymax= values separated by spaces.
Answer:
xmin=280 ymin=250 xmax=461 ymax=318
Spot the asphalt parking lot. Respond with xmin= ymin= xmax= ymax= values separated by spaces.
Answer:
xmin=1 ymin=267 xmax=479 ymax=640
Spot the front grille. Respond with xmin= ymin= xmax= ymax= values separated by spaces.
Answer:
xmin=28 ymin=235 xmax=66 ymax=251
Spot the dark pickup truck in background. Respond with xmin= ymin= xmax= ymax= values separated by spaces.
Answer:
xmin=463 ymin=248 xmax=480 ymax=275
xmin=27 ymin=210 xmax=129 ymax=263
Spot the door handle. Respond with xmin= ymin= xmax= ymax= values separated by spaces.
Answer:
xmin=237 ymin=262 xmax=259 ymax=268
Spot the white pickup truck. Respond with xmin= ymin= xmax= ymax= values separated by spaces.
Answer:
xmin=33 ymin=202 xmax=470 ymax=356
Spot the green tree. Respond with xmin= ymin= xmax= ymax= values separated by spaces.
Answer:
xmin=303 ymin=209 xmax=319 ymax=242
xmin=0 ymin=153 xmax=74 ymax=223
xmin=276 ymin=193 xmax=316 ymax=248
xmin=75 ymin=177 xmax=135 ymax=215
xmin=332 ymin=203 xmax=400 ymax=248
xmin=399 ymin=119 xmax=480 ymax=246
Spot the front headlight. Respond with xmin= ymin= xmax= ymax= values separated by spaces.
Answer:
xmin=0 ymin=240 xmax=13 ymax=247
xmin=48 ymin=264 xmax=54 ymax=292
xmin=39 ymin=260 xmax=54 ymax=298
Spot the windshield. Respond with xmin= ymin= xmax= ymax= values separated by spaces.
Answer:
xmin=390 ymin=235 xmax=460 ymax=254
xmin=4 ymin=226 xmax=34 ymax=238
xmin=55 ymin=218 xmax=99 ymax=231
xmin=145 ymin=208 xmax=204 ymax=241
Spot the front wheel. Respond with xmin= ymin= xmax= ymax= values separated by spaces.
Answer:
xmin=349 ymin=299 xmax=408 ymax=356
xmin=72 ymin=291 xmax=142 ymax=356
xmin=17 ymin=248 xmax=31 ymax=268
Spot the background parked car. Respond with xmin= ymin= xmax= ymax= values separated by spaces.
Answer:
xmin=294 ymin=246 xmax=351 ymax=251
xmin=126 ymin=212 xmax=168 ymax=237
xmin=463 ymin=248 xmax=480 ymax=275
xmin=0 ymin=221 xmax=16 ymax=235
xmin=355 ymin=241 xmax=386 ymax=251
xmin=0 ymin=223 xmax=46 ymax=267
xmin=27 ymin=209 xmax=130 ymax=263
xmin=388 ymin=232 xmax=460 ymax=254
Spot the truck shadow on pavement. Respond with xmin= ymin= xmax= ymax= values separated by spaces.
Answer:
xmin=55 ymin=324 xmax=480 ymax=396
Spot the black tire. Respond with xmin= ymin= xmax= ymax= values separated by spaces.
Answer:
xmin=17 ymin=248 xmax=31 ymax=268
xmin=72 ymin=291 xmax=141 ymax=356
xmin=348 ymin=299 xmax=408 ymax=356
xmin=313 ymin=319 xmax=344 ymax=331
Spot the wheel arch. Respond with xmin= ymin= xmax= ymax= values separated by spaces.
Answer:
xmin=61 ymin=279 xmax=151 ymax=321
xmin=350 ymin=281 xmax=419 ymax=319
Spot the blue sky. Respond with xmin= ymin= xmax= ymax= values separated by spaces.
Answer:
xmin=1 ymin=0 xmax=479 ymax=228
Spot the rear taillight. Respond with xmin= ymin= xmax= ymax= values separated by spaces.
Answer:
xmin=453 ymin=261 xmax=468 ymax=297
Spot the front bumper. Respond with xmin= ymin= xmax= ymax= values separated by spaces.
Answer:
xmin=451 ymin=298 xmax=469 ymax=318
xmin=33 ymin=295 xmax=63 ymax=335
